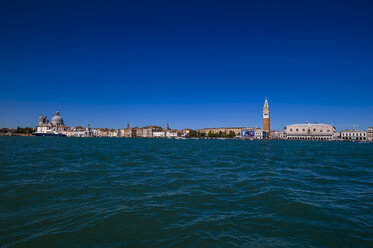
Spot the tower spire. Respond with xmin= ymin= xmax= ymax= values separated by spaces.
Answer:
xmin=264 ymin=97 xmax=269 ymax=109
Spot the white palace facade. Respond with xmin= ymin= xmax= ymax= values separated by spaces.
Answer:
xmin=285 ymin=122 xmax=336 ymax=140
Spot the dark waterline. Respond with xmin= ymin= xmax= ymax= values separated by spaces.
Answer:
xmin=1 ymin=137 xmax=372 ymax=247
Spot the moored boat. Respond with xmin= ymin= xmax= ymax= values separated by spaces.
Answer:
xmin=33 ymin=130 xmax=66 ymax=137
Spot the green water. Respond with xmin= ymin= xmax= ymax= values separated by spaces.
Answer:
xmin=0 ymin=137 xmax=372 ymax=247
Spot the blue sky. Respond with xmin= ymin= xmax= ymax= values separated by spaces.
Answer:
xmin=0 ymin=0 xmax=372 ymax=130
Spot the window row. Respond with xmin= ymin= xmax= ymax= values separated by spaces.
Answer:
xmin=289 ymin=128 xmax=331 ymax=132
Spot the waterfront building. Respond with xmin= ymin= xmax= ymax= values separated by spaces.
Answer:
xmin=84 ymin=123 xmax=94 ymax=137
xmin=122 ymin=122 xmax=132 ymax=137
xmin=123 ymin=128 xmax=130 ymax=137
xmin=109 ymin=129 xmax=120 ymax=137
xmin=122 ymin=125 xmax=163 ymax=138
xmin=142 ymin=125 xmax=163 ymax=138
xmin=116 ymin=129 xmax=125 ymax=137
xmin=255 ymin=129 xmax=268 ymax=140
xmin=166 ymin=130 xmax=180 ymax=138
xmin=333 ymin=132 xmax=341 ymax=140
xmin=285 ymin=122 xmax=336 ymax=140
xmin=142 ymin=127 xmax=154 ymax=138
xmin=367 ymin=127 xmax=373 ymax=141
xmin=147 ymin=125 xmax=163 ymax=132
xmin=63 ymin=130 xmax=85 ymax=137
xmin=142 ymin=127 xmax=152 ymax=138
xmin=100 ymin=128 xmax=112 ymax=137
xmin=93 ymin=128 xmax=107 ymax=137
xmin=263 ymin=97 xmax=270 ymax=134
xmin=153 ymin=131 xmax=166 ymax=138
xmin=182 ymin=129 xmax=191 ymax=135
xmin=61 ymin=125 xmax=93 ymax=137
xmin=135 ymin=128 xmax=143 ymax=137
xmin=129 ymin=127 xmax=138 ymax=137
xmin=241 ymin=128 xmax=268 ymax=139
xmin=270 ymin=129 xmax=286 ymax=140
xmin=123 ymin=127 xmax=136 ymax=137
xmin=340 ymin=130 xmax=367 ymax=141
xmin=71 ymin=126 xmax=85 ymax=132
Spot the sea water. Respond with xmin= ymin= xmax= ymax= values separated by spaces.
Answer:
xmin=0 ymin=137 xmax=372 ymax=247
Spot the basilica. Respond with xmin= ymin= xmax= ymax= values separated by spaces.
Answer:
xmin=37 ymin=111 xmax=68 ymax=132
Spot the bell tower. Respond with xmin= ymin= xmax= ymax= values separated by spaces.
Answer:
xmin=263 ymin=97 xmax=270 ymax=133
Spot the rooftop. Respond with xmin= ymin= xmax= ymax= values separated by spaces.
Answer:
xmin=287 ymin=123 xmax=331 ymax=126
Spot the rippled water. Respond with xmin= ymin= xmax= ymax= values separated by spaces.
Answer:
xmin=0 ymin=137 xmax=372 ymax=247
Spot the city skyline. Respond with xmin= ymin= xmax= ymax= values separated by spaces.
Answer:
xmin=1 ymin=1 xmax=372 ymax=130
xmin=6 ymin=100 xmax=369 ymax=140
xmin=1 ymin=98 xmax=371 ymax=132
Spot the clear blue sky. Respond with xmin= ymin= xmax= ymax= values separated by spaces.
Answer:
xmin=0 ymin=0 xmax=372 ymax=131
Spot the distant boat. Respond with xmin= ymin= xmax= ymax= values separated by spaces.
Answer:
xmin=33 ymin=130 xmax=66 ymax=137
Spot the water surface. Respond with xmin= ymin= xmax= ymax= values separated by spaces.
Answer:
xmin=0 ymin=137 xmax=372 ymax=247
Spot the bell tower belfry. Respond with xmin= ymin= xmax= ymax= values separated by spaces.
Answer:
xmin=263 ymin=97 xmax=270 ymax=133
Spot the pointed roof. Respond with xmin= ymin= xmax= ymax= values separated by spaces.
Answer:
xmin=264 ymin=97 xmax=269 ymax=109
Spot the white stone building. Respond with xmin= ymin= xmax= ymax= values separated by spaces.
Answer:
xmin=285 ymin=122 xmax=336 ymax=140
xmin=166 ymin=131 xmax=180 ymax=138
xmin=117 ymin=129 xmax=125 ymax=137
xmin=254 ymin=129 xmax=268 ymax=140
xmin=109 ymin=129 xmax=120 ymax=137
xmin=153 ymin=131 xmax=166 ymax=138
xmin=62 ymin=130 xmax=85 ymax=137
xmin=340 ymin=130 xmax=367 ymax=141
xmin=142 ymin=127 xmax=153 ymax=138
xmin=367 ymin=127 xmax=373 ymax=141
xmin=333 ymin=132 xmax=341 ymax=140
xmin=270 ymin=130 xmax=286 ymax=140
xmin=83 ymin=123 xmax=94 ymax=137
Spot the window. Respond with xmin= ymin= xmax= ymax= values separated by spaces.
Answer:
xmin=327 ymin=129 xmax=330 ymax=132
xmin=303 ymin=129 xmax=305 ymax=131
xmin=313 ymin=128 xmax=316 ymax=132
xmin=296 ymin=128 xmax=299 ymax=131
xmin=320 ymin=130 xmax=323 ymax=132
xmin=290 ymin=129 xmax=293 ymax=132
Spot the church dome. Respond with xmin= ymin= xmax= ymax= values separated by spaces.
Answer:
xmin=51 ymin=111 xmax=64 ymax=126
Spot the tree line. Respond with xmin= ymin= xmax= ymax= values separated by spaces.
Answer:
xmin=188 ymin=130 xmax=236 ymax=138
xmin=0 ymin=127 xmax=35 ymax=134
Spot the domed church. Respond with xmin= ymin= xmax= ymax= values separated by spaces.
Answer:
xmin=51 ymin=111 xmax=65 ymax=128
xmin=37 ymin=111 xmax=68 ymax=132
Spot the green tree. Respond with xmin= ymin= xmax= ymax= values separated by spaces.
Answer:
xmin=24 ymin=127 xmax=35 ymax=134
xmin=0 ymin=128 xmax=9 ymax=133
xmin=189 ymin=130 xmax=197 ymax=137
xmin=227 ymin=131 xmax=236 ymax=138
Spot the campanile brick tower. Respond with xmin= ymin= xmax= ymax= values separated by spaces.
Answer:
xmin=263 ymin=97 xmax=270 ymax=133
